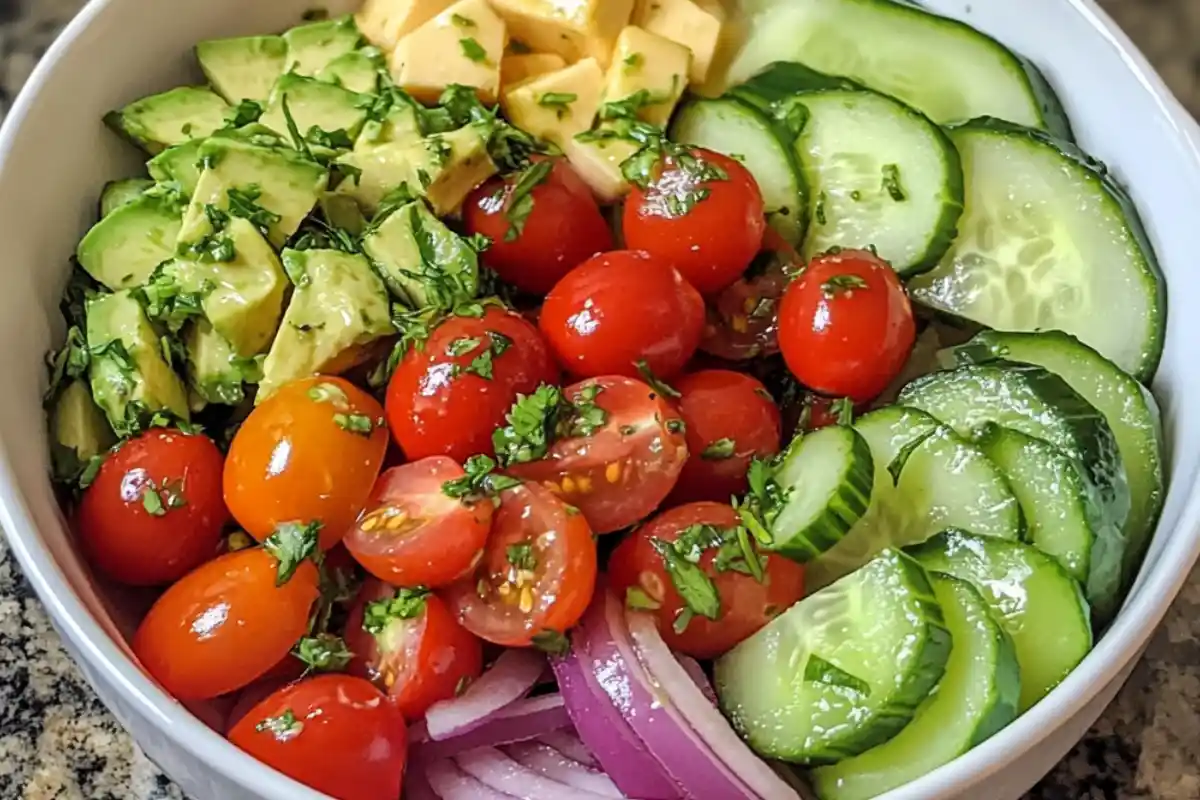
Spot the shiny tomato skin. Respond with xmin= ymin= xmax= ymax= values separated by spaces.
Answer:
xmin=607 ymin=503 xmax=806 ymax=659
xmin=78 ymin=429 xmax=227 ymax=587
xmin=539 ymin=250 xmax=704 ymax=380
xmin=344 ymin=579 xmax=484 ymax=721
xmin=669 ymin=371 xmax=782 ymax=504
xmin=225 ymin=377 xmax=388 ymax=550
xmin=509 ymin=376 xmax=689 ymax=534
xmin=228 ymin=674 xmax=408 ymax=800
xmin=464 ymin=158 xmax=614 ymax=295
xmin=443 ymin=483 xmax=597 ymax=648
xmin=700 ymin=229 xmax=799 ymax=361
xmin=624 ymin=148 xmax=767 ymax=295
xmin=386 ymin=307 xmax=559 ymax=463
xmin=344 ymin=458 xmax=493 ymax=589
xmin=133 ymin=548 xmax=319 ymax=700
xmin=778 ymin=249 xmax=917 ymax=403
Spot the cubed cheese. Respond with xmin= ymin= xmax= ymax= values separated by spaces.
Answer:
xmin=632 ymin=0 xmax=725 ymax=84
xmin=565 ymin=132 xmax=640 ymax=203
xmin=502 ymin=59 xmax=605 ymax=145
xmin=501 ymin=53 xmax=568 ymax=89
xmin=603 ymin=26 xmax=692 ymax=127
xmin=488 ymin=0 xmax=634 ymax=67
xmin=356 ymin=0 xmax=458 ymax=51
xmin=390 ymin=0 xmax=506 ymax=104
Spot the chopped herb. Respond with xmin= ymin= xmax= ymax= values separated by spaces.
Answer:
xmin=651 ymin=537 xmax=721 ymax=623
xmin=623 ymin=53 xmax=643 ymax=73
xmin=256 ymin=709 xmax=304 ymax=739
xmin=226 ymin=185 xmax=281 ymax=239
xmin=451 ymin=13 xmax=475 ymax=27
xmin=293 ymin=634 xmax=353 ymax=673
xmin=832 ymin=397 xmax=856 ymax=427
xmin=460 ymin=37 xmax=489 ymax=63
xmin=702 ymin=438 xmax=737 ymax=461
xmin=531 ymin=630 xmax=571 ymax=656
xmin=665 ymin=419 xmax=686 ymax=435
xmin=492 ymin=383 xmax=609 ymax=466
xmin=280 ymin=95 xmax=315 ymax=161
xmin=308 ymin=381 xmax=350 ymax=407
xmin=464 ymin=233 xmax=492 ymax=253
xmin=141 ymin=485 xmax=165 ymax=516
xmin=815 ymin=192 xmax=828 ymax=226
xmin=506 ymin=541 xmax=537 ymax=572
xmin=264 ymin=521 xmax=322 ymax=586
xmin=821 ymin=274 xmax=869 ymax=298
xmin=446 ymin=336 xmax=482 ymax=357
xmin=538 ymin=92 xmax=578 ymax=119
xmin=635 ymin=360 xmax=681 ymax=398
xmin=881 ymin=163 xmax=906 ymax=201
xmin=224 ymin=99 xmax=264 ymax=129
xmin=306 ymin=126 xmax=355 ymax=151
xmin=139 ymin=477 xmax=187 ymax=517
xmin=599 ymin=89 xmax=657 ymax=122
xmin=625 ymin=586 xmax=661 ymax=611
xmin=363 ymin=587 xmax=430 ymax=635
xmin=735 ymin=458 xmax=788 ymax=547
xmin=442 ymin=454 xmax=522 ymax=502
xmin=673 ymin=607 xmax=695 ymax=635
xmin=503 ymin=160 xmax=553 ymax=242
xmin=334 ymin=413 xmax=375 ymax=436
xmin=619 ymin=424 xmax=638 ymax=436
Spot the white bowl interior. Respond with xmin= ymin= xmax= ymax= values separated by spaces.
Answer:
xmin=0 ymin=0 xmax=1198 ymax=798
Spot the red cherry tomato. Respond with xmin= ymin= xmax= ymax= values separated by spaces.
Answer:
xmin=386 ymin=306 xmax=558 ymax=463
xmin=225 ymin=377 xmax=388 ymax=550
xmin=778 ymin=249 xmax=916 ymax=403
xmin=343 ymin=579 xmax=484 ymax=721
xmin=607 ymin=503 xmax=806 ymax=659
xmin=132 ymin=548 xmax=319 ymax=700
xmin=624 ymin=148 xmax=767 ymax=295
xmin=343 ymin=457 xmax=493 ymax=588
xmin=539 ymin=250 xmax=704 ymax=380
xmin=228 ymin=674 xmax=408 ymax=800
xmin=669 ymin=371 xmax=782 ymax=504
xmin=700 ymin=229 xmax=799 ymax=361
xmin=508 ymin=376 xmax=689 ymax=534
xmin=78 ymin=429 xmax=227 ymax=587
xmin=464 ymin=158 xmax=614 ymax=295
xmin=443 ymin=483 xmax=597 ymax=648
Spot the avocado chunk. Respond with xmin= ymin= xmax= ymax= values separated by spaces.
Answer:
xmin=147 ymin=140 xmax=205 ymax=196
xmin=283 ymin=15 xmax=364 ymax=77
xmin=321 ymin=193 xmax=368 ymax=235
xmin=49 ymin=379 xmax=117 ymax=482
xmin=259 ymin=248 xmax=394 ymax=401
xmin=99 ymin=178 xmax=154 ymax=218
xmin=356 ymin=100 xmax=423 ymax=148
xmin=86 ymin=291 xmax=190 ymax=435
xmin=185 ymin=318 xmax=261 ymax=407
xmin=318 ymin=49 xmax=384 ymax=94
xmin=104 ymin=86 xmax=231 ymax=154
xmin=260 ymin=73 xmax=371 ymax=148
xmin=196 ymin=35 xmax=288 ymax=104
xmin=362 ymin=200 xmax=480 ymax=309
xmin=77 ymin=186 xmax=187 ymax=290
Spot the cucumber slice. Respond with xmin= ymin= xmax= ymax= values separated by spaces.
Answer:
xmin=907 ymin=120 xmax=1165 ymax=382
xmin=715 ymin=550 xmax=951 ymax=764
xmin=670 ymin=97 xmax=808 ymax=246
xmin=707 ymin=0 xmax=1070 ymax=137
xmin=946 ymin=330 xmax=1164 ymax=592
xmin=768 ymin=425 xmax=874 ymax=562
xmin=810 ymin=573 xmax=1021 ymax=800
xmin=908 ymin=530 xmax=1092 ymax=711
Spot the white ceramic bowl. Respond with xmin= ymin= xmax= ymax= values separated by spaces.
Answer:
xmin=2 ymin=0 xmax=1199 ymax=798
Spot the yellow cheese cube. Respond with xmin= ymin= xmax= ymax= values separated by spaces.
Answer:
xmin=603 ymin=26 xmax=692 ymax=127
xmin=632 ymin=0 xmax=725 ymax=84
xmin=565 ymin=132 xmax=640 ymax=203
xmin=502 ymin=59 xmax=605 ymax=146
xmin=501 ymin=53 xmax=568 ymax=89
xmin=356 ymin=0 xmax=458 ymax=51
xmin=487 ymin=0 xmax=635 ymax=67
xmin=390 ymin=0 xmax=506 ymax=104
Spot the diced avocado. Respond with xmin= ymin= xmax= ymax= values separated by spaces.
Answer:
xmin=321 ymin=193 xmax=368 ymax=235
xmin=77 ymin=187 xmax=187 ymax=290
xmin=283 ymin=15 xmax=364 ymax=77
xmin=104 ymin=86 xmax=231 ymax=154
xmin=362 ymin=200 xmax=479 ymax=309
xmin=86 ymin=291 xmax=190 ymax=435
xmin=318 ymin=49 xmax=383 ymax=94
xmin=175 ymin=217 xmax=289 ymax=358
xmin=49 ymin=379 xmax=116 ymax=483
xmin=260 ymin=73 xmax=371 ymax=148
xmin=178 ymin=138 xmax=328 ymax=248
xmin=196 ymin=35 xmax=288 ymax=104
xmin=147 ymin=140 xmax=205 ymax=196
xmin=99 ymin=178 xmax=154 ymax=218
xmin=259 ymin=248 xmax=394 ymax=400
xmin=356 ymin=100 xmax=423 ymax=148
xmin=185 ymin=318 xmax=261 ymax=407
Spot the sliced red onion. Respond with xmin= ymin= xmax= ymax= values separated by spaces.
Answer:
xmin=505 ymin=740 xmax=622 ymax=797
xmin=425 ymin=649 xmax=545 ymax=741
xmin=455 ymin=747 xmax=615 ymax=799
xmin=627 ymin=609 xmax=801 ymax=800
xmin=677 ymin=655 xmax=718 ymax=707
xmin=423 ymin=759 xmax=511 ymax=800
xmin=412 ymin=693 xmax=572 ymax=761
xmin=539 ymin=730 xmax=600 ymax=770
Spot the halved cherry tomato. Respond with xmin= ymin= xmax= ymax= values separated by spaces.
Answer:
xmin=607 ymin=503 xmax=806 ymax=660
xmin=224 ymin=377 xmax=388 ymax=550
xmin=443 ymin=483 xmax=596 ymax=648
xmin=343 ymin=457 xmax=493 ymax=589
xmin=539 ymin=250 xmax=704 ymax=380
xmin=508 ymin=376 xmax=689 ymax=534
xmin=700 ymin=229 xmax=799 ymax=361
xmin=343 ymin=579 xmax=484 ymax=720
xmin=228 ymin=674 xmax=408 ymax=800
xmin=132 ymin=548 xmax=319 ymax=700
xmin=78 ymin=428 xmax=227 ymax=587
xmin=778 ymin=249 xmax=916 ymax=403
xmin=386 ymin=306 xmax=558 ymax=463
xmin=624 ymin=148 xmax=767 ymax=295
xmin=464 ymin=157 xmax=614 ymax=295
xmin=669 ymin=371 xmax=782 ymax=504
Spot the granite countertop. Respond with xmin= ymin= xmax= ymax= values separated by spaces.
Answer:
xmin=1 ymin=0 xmax=1199 ymax=798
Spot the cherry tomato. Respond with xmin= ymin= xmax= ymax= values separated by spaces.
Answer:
xmin=443 ymin=483 xmax=596 ymax=648
xmin=464 ymin=158 xmax=614 ymax=295
xmin=386 ymin=306 xmax=558 ymax=463
xmin=624 ymin=148 xmax=767 ymax=295
xmin=608 ymin=503 xmax=806 ymax=659
xmin=700 ymin=229 xmax=799 ymax=361
xmin=508 ymin=376 xmax=689 ymax=534
xmin=802 ymin=395 xmax=864 ymax=431
xmin=669 ymin=371 xmax=782 ymax=504
xmin=778 ymin=249 xmax=916 ymax=403
xmin=132 ymin=548 xmax=319 ymax=700
xmin=539 ymin=250 xmax=704 ymax=380
xmin=344 ymin=579 xmax=484 ymax=720
xmin=78 ymin=429 xmax=227 ymax=587
xmin=225 ymin=377 xmax=388 ymax=550
xmin=228 ymin=674 xmax=407 ymax=800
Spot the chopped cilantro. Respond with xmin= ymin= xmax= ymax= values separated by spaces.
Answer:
xmin=625 ymin=586 xmax=661 ymax=611
xmin=334 ymin=413 xmax=376 ymax=436
xmin=308 ymin=381 xmax=350 ymax=407
xmin=832 ymin=397 xmax=856 ymax=427
xmin=451 ymin=13 xmax=475 ymax=27
xmin=226 ymin=185 xmax=281 ymax=239
xmin=821 ymin=274 xmax=869 ymax=298
xmin=531 ymin=630 xmax=571 ymax=656
xmin=538 ymin=92 xmax=578 ymax=119
xmin=293 ymin=634 xmax=353 ymax=673
xmin=651 ymin=537 xmax=721 ymax=624
xmin=635 ymin=360 xmax=681 ymax=398
xmin=363 ymin=587 xmax=430 ymax=635
xmin=506 ymin=541 xmax=537 ymax=571
xmin=264 ymin=521 xmax=322 ymax=586
xmin=701 ymin=438 xmax=737 ymax=461
xmin=460 ymin=37 xmax=489 ymax=64
xmin=881 ymin=163 xmax=906 ymax=201
xmin=256 ymin=708 xmax=304 ymax=739
xmin=442 ymin=454 xmax=522 ymax=503
xmin=503 ymin=160 xmax=554 ymax=242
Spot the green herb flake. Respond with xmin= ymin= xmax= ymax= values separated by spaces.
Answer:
xmin=334 ymin=413 xmax=375 ymax=437
xmin=226 ymin=184 xmax=281 ymax=239
xmin=264 ymin=521 xmax=322 ymax=586
xmin=141 ymin=484 xmax=166 ymax=516
xmin=531 ymin=629 xmax=571 ymax=656
xmin=492 ymin=384 xmax=563 ymax=466
xmin=256 ymin=708 xmax=304 ymax=739
xmin=451 ymin=13 xmax=476 ymax=27
xmin=363 ymin=587 xmax=430 ymax=635
xmin=460 ymin=37 xmax=489 ymax=64
xmin=832 ymin=397 xmax=856 ymax=427
xmin=821 ymin=274 xmax=869 ymax=298
xmin=651 ymin=537 xmax=721 ymax=622
xmin=293 ymin=634 xmax=353 ymax=673
xmin=623 ymin=53 xmax=643 ymax=74
xmin=442 ymin=454 xmax=522 ymax=503
xmin=503 ymin=160 xmax=554 ymax=242
xmin=701 ymin=438 xmax=736 ymax=461
xmin=308 ymin=381 xmax=350 ymax=407
xmin=625 ymin=586 xmax=661 ymax=611
xmin=881 ymin=163 xmax=907 ymax=202
xmin=635 ymin=360 xmax=681 ymax=398
xmin=446 ymin=336 xmax=483 ymax=358
xmin=538 ymin=92 xmax=578 ymax=119
xmin=506 ymin=541 xmax=538 ymax=572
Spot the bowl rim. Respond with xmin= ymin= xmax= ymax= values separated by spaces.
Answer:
xmin=2 ymin=0 xmax=1199 ymax=798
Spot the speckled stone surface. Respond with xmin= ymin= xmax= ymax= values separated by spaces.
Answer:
xmin=0 ymin=0 xmax=1198 ymax=798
